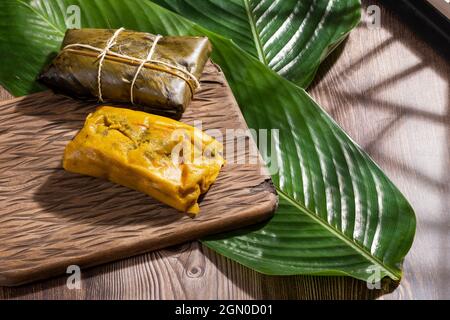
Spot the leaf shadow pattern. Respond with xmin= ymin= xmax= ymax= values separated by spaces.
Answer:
xmin=308 ymin=0 xmax=450 ymax=299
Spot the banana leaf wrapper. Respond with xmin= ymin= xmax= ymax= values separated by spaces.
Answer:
xmin=38 ymin=28 xmax=211 ymax=119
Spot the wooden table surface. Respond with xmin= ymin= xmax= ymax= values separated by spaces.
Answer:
xmin=0 ymin=1 xmax=448 ymax=299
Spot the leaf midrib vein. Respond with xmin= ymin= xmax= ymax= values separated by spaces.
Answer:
xmin=16 ymin=0 xmax=65 ymax=36
xmin=277 ymin=188 xmax=400 ymax=280
xmin=242 ymin=0 xmax=267 ymax=65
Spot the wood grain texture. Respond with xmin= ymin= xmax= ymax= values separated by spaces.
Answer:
xmin=0 ymin=61 xmax=277 ymax=286
xmin=0 ymin=0 xmax=449 ymax=299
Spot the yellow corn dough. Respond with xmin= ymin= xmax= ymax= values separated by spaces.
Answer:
xmin=63 ymin=106 xmax=224 ymax=215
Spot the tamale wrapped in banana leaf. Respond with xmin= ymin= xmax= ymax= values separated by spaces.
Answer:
xmin=63 ymin=106 xmax=225 ymax=215
xmin=39 ymin=28 xmax=211 ymax=118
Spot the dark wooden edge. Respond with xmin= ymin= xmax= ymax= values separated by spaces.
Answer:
xmin=0 ymin=187 xmax=277 ymax=287
xmin=382 ymin=0 xmax=450 ymax=57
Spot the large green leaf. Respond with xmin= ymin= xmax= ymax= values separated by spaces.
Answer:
xmin=0 ymin=0 xmax=415 ymax=281
xmin=152 ymin=0 xmax=361 ymax=88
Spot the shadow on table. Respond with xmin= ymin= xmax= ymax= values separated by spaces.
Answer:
xmin=0 ymin=243 xmax=190 ymax=299
xmin=201 ymin=245 xmax=398 ymax=300
xmin=0 ymin=240 xmax=397 ymax=300
xmin=310 ymin=0 xmax=450 ymax=299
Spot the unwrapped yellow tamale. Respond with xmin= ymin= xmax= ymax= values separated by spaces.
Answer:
xmin=63 ymin=106 xmax=224 ymax=215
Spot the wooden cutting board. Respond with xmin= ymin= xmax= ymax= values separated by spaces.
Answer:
xmin=0 ymin=62 xmax=277 ymax=286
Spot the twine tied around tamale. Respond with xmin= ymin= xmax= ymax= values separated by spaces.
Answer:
xmin=62 ymin=28 xmax=201 ymax=103
xmin=130 ymin=34 xmax=162 ymax=104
